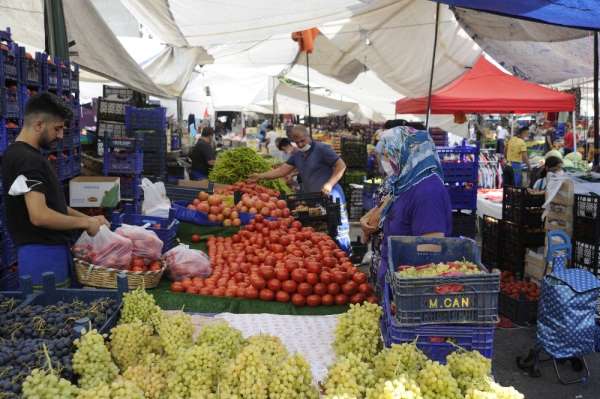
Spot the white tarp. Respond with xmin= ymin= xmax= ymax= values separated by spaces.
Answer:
xmin=452 ymin=7 xmax=594 ymax=83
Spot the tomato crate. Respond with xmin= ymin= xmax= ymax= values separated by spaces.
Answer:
xmin=386 ymin=236 xmax=499 ymax=326
xmin=17 ymin=47 xmax=41 ymax=86
xmin=1 ymin=38 xmax=19 ymax=81
xmin=500 ymin=221 xmax=544 ymax=278
xmin=573 ymin=194 xmax=600 ymax=244
xmin=103 ymin=150 xmax=143 ymax=175
xmin=498 ymin=291 xmax=538 ymax=325
xmin=502 ymin=186 xmax=545 ymax=228
xmin=0 ymin=85 xmax=22 ymax=119
xmin=481 ymin=216 xmax=503 ymax=269
xmin=381 ymin=281 xmax=494 ymax=362
xmin=111 ymin=206 xmax=179 ymax=253
xmin=165 ymin=183 xmax=213 ymax=202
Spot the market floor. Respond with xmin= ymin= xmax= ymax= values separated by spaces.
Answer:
xmin=494 ymin=326 xmax=600 ymax=399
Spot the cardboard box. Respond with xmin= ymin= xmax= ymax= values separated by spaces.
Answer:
xmin=524 ymin=249 xmax=549 ymax=284
xmin=70 ymin=176 xmax=120 ymax=208
xmin=548 ymin=180 xmax=574 ymax=206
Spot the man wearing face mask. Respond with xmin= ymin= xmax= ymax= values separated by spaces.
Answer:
xmin=249 ymin=125 xmax=351 ymax=252
xmin=2 ymin=93 xmax=108 ymax=287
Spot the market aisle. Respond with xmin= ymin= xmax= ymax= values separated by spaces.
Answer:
xmin=493 ymin=327 xmax=600 ymax=399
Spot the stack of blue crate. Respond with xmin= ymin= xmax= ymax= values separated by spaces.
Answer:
xmin=125 ymin=106 xmax=168 ymax=181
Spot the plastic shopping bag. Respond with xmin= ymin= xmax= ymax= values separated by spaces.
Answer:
xmin=73 ymin=226 xmax=133 ymax=269
xmin=141 ymin=178 xmax=171 ymax=218
xmin=115 ymin=224 xmax=163 ymax=261
xmin=163 ymin=244 xmax=212 ymax=280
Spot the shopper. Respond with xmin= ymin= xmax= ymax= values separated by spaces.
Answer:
xmin=190 ymin=127 xmax=216 ymax=180
xmin=2 ymin=93 xmax=107 ymax=287
xmin=496 ymin=123 xmax=508 ymax=154
xmin=276 ymin=137 xmax=296 ymax=158
xmin=543 ymin=128 xmax=556 ymax=154
xmin=368 ymin=126 xmax=452 ymax=293
xmin=265 ymin=124 xmax=279 ymax=156
xmin=505 ymin=127 xmax=530 ymax=187
xmin=532 ymin=156 xmax=563 ymax=191
xmin=248 ymin=125 xmax=351 ymax=252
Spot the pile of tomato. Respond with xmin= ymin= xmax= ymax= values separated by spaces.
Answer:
xmin=500 ymin=271 xmax=540 ymax=301
xmin=170 ymin=215 xmax=376 ymax=306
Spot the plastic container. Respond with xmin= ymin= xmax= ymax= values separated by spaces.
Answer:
xmin=111 ymin=206 xmax=179 ymax=253
xmin=481 ymin=216 xmax=503 ymax=269
xmin=18 ymin=48 xmax=41 ymax=86
xmin=381 ymin=281 xmax=494 ymax=362
xmin=118 ymin=175 xmax=142 ymax=200
xmin=98 ymin=98 xmax=127 ymax=122
xmin=572 ymin=240 xmax=600 ymax=278
xmin=172 ymin=200 xmax=253 ymax=227
xmin=0 ymin=263 xmax=19 ymax=290
xmin=103 ymin=150 xmax=143 ymax=175
xmin=125 ymin=106 xmax=167 ymax=131
xmin=438 ymin=145 xmax=479 ymax=183
xmin=445 ymin=181 xmax=477 ymax=210
xmin=43 ymin=56 xmax=59 ymax=90
xmin=499 ymin=291 xmax=538 ymax=325
xmin=0 ymin=122 xmax=8 ymax=155
xmin=103 ymin=85 xmax=147 ymax=105
xmin=69 ymin=63 xmax=79 ymax=92
xmin=1 ymin=39 xmax=19 ymax=81
xmin=502 ymin=186 xmax=545 ymax=228
xmin=451 ymin=210 xmax=476 ymax=239
xmin=1 ymin=85 xmax=21 ymax=119
xmin=341 ymin=137 xmax=367 ymax=169
xmin=165 ymin=184 xmax=213 ymax=202
xmin=58 ymin=61 xmax=70 ymax=92
xmin=1 ymin=228 xmax=17 ymax=267
xmin=97 ymin=120 xmax=127 ymax=140
xmin=574 ymin=194 xmax=600 ymax=244
xmin=386 ymin=236 xmax=499 ymax=326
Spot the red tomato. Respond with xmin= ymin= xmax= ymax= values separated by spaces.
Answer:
xmin=250 ymin=275 xmax=266 ymax=290
xmin=366 ymin=295 xmax=378 ymax=304
xmin=306 ymin=261 xmax=321 ymax=274
xmin=312 ymin=283 xmax=326 ymax=296
xmin=342 ymin=281 xmax=358 ymax=296
xmin=291 ymin=221 xmax=302 ymax=229
xmin=213 ymin=287 xmax=226 ymax=297
xmin=291 ymin=293 xmax=306 ymax=306
xmin=350 ymin=293 xmax=366 ymax=304
xmin=132 ymin=258 xmax=145 ymax=268
xmin=320 ymin=271 xmax=332 ymax=285
xmin=260 ymin=266 xmax=275 ymax=280
xmin=323 ymin=257 xmax=337 ymax=268
xmin=181 ymin=278 xmax=192 ymax=289
xmin=282 ymin=280 xmax=298 ymax=294
xmin=306 ymin=272 xmax=319 ymax=286
xmin=191 ymin=234 xmax=201 ymax=243
xmin=276 ymin=199 xmax=287 ymax=209
xmin=335 ymin=294 xmax=348 ymax=305
xmin=297 ymin=282 xmax=313 ymax=296
xmin=306 ymin=295 xmax=322 ymax=307
xmin=321 ymin=294 xmax=334 ymax=306
xmin=327 ymin=283 xmax=341 ymax=295
xmin=352 ymin=272 xmax=368 ymax=284
xmin=267 ymin=279 xmax=281 ymax=292
xmin=245 ymin=286 xmax=259 ymax=299
xmin=259 ymin=289 xmax=275 ymax=301
xmin=333 ymin=270 xmax=348 ymax=285
xmin=275 ymin=268 xmax=290 ymax=281
xmin=275 ymin=291 xmax=290 ymax=303
xmin=358 ymin=283 xmax=372 ymax=295
xmin=291 ymin=269 xmax=307 ymax=283
xmin=170 ymin=282 xmax=184 ymax=292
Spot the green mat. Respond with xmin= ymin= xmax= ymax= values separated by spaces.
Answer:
xmin=152 ymin=280 xmax=348 ymax=315
xmin=152 ymin=222 xmax=349 ymax=315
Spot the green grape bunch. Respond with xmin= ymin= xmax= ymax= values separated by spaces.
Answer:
xmin=195 ymin=321 xmax=247 ymax=370
xmin=73 ymin=329 xmax=119 ymax=390
xmin=123 ymin=354 xmax=168 ymax=399
xmin=157 ymin=311 xmax=194 ymax=358
xmin=447 ymin=350 xmax=492 ymax=394
xmin=166 ymin=344 xmax=220 ymax=398
xmin=268 ymin=353 xmax=319 ymax=399
xmin=119 ymin=288 xmax=163 ymax=332
xmin=416 ymin=361 xmax=462 ymax=399
xmin=365 ymin=375 xmax=423 ymax=399
xmin=109 ymin=321 xmax=155 ymax=371
xmin=373 ymin=343 xmax=428 ymax=381
xmin=334 ymin=302 xmax=383 ymax=363
xmin=323 ymin=352 xmax=376 ymax=398
xmin=22 ymin=368 xmax=79 ymax=399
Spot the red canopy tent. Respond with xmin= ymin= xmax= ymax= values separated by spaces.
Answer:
xmin=395 ymin=56 xmax=575 ymax=114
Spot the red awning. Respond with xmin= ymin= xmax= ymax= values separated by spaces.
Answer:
xmin=395 ymin=56 xmax=575 ymax=114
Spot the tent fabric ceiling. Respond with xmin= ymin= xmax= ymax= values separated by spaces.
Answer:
xmin=452 ymin=8 xmax=593 ymax=83
xmin=395 ymin=56 xmax=576 ymax=114
xmin=432 ymin=0 xmax=600 ymax=30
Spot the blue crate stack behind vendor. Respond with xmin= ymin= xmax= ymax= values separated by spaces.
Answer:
xmin=2 ymin=93 xmax=109 ymax=287
xmin=249 ymin=125 xmax=351 ymax=252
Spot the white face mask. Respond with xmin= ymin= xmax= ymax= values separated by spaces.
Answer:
xmin=380 ymin=159 xmax=394 ymax=176
xmin=298 ymin=144 xmax=311 ymax=152
xmin=9 ymin=175 xmax=42 ymax=196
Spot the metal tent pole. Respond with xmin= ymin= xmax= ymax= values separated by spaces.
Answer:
xmin=425 ymin=2 xmax=441 ymax=130
xmin=594 ymin=31 xmax=599 ymax=166
xmin=306 ymin=52 xmax=313 ymax=137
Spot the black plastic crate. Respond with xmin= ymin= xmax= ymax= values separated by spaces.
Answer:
xmin=502 ymin=186 xmax=545 ymax=228
xmin=500 ymin=221 xmax=544 ymax=277
xmin=103 ymin=85 xmax=147 ymax=105
xmin=451 ymin=210 xmax=476 ymax=239
xmin=97 ymin=98 xmax=127 ymax=122
xmin=165 ymin=184 xmax=213 ymax=202
xmin=341 ymin=137 xmax=367 ymax=168
xmin=499 ymin=291 xmax=538 ymax=325
xmin=350 ymin=237 xmax=368 ymax=264
xmin=574 ymin=194 xmax=600 ymax=244
xmin=572 ymin=240 xmax=600 ymax=278
xmin=481 ymin=216 xmax=503 ymax=269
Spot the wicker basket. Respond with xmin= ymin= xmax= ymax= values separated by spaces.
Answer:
xmin=74 ymin=258 xmax=166 ymax=289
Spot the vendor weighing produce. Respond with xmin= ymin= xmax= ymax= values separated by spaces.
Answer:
xmin=2 ymin=93 xmax=109 ymax=287
xmin=249 ymin=125 xmax=351 ymax=252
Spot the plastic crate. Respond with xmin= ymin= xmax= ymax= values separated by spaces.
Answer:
xmin=165 ymin=184 xmax=213 ymax=202
xmin=340 ymin=137 xmax=367 ymax=168
xmin=103 ymin=85 xmax=147 ymax=104
xmin=103 ymin=150 xmax=143 ymax=175
xmin=438 ymin=145 xmax=479 ymax=183
xmin=430 ymin=127 xmax=449 ymax=147
xmin=451 ymin=210 xmax=476 ymax=239
xmin=502 ymin=186 xmax=545 ymax=228
xmin=125 ymin=106 xmax=167 ymax=131
xmin=28 ymin=272 xmax=127 ymax=334
xmin=498 ymin=291 xmax=538 ymax=325
xmin=381 ymin=282 xmax=495 ymax=362
xmin=574 ymin=194 xmax=600 ymax=244
xmin=1 ymin=85 xmax=21 ymax=119
xmin=103 ymin=129 xmax=143 ymax=150
xmin=18 ymin=47 xmax=41 ymax=86
xmin=386 ymin=236 xmax=500 ymax=326
xmin=69 ymin=63 xmax=79 ymax=91
xmin=0 ymin=264 xmax=19 ymax=290
xmin=1 ymin=40 xmax=19 ymax=81
xmin=111 ymin=207 xmax=179 ymax=253
xmin=58 ymin=62 xmax=70 ymax=91
xmin=97 ymin=119 xmax=126 ymax=138
xmin=445 ymin=181 xmax=477 ymax=210
xmin=118 ymin=175 xmax=142 ymax=200
xmin=43 ymin=57 xmax=59 ymax=90
xmin=0 ymin=121 xmax=7 ymax=155
xmin=481 ymin=216 xmax=503 ymax=269
xmin=172 ymin=200 xmax=254 ymax=227
xmin=98 ymin=98 xmax=127 ymax=122
xmin=572 ymin=240 xmax=600 ymax=278
xmin=0 ymin=232 xmax=17 ymax=274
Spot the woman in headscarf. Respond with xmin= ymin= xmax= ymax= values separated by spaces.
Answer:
xmin=364 ymin=126 xmax=452 ymax=292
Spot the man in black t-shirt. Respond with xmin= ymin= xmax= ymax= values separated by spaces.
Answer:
xmin=190 ymin=127 xmax=216 ymax=180
xmin=2 ymin=93 xmax=108 ymax=287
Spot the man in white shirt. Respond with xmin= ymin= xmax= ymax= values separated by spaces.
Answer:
xmin=496 ymin=124 xmax=508 ymax=155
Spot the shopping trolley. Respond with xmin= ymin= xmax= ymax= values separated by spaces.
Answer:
xmin=517 ymin=230 xmax=600 ymax=384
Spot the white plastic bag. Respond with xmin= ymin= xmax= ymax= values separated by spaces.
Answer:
xmin=141 ymin=178 xmax=171 ymax=218
xmin=115 ymin=224 xmax=163 ymax=261
xmin=73 ymin=226 xmax=133 ymax=270
xmin=163 ymin=244 xmax=212 ymax=280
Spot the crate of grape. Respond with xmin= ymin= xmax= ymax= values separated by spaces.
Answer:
xmin=387 ymin=236 xmax=500 ymax=326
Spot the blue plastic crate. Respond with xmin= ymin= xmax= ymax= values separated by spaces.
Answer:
xmin=18 ymin=47 xmax=41 ymax=86
xmin=165 ymin=184 xmax=213 ymax=202
xmin=1 ymin=85 xmax=21 ymax=119
xmin=1 ymin=42 xmax=19 ymax=81
xmin=103 ymin=150 xmax=143 ymax=175
xmin=438 ymin=145 xmax=479 ymax=183
xmin=171 ymin=134 xmax=181 ymax=150
xmin=125 ymin=106 xmax=167 ymax=131
xmin=58 ymin=61 xmax=70 ymax=92
xmin=103 ymin=128 xmax=143 ymax=150
xmin=1 ymin=226 xmax=17 ymax=267
xmin=446 ymin=182 xmax=477 ymax=210
xmin=70 ymin=63 xmax=79 ymax=91
xmin=381 ymin=281 xmax=495 ymax=362
xmin=0 ymin=264 xmax=19 ymax=290
xmin=40 ymin=55 xmax=59 ymax=90
xmin=386 ymin=236 xmax=499 ymax=326
xmin=5 ymin=121 xmax=19 ymax=144
xmin=0 ymin=121 xmax=8 ymax=155
xmin=119 ymin=175 xmax=142 ymax=199
xmin=173 ymin=200 xmax=254 ymax=227
xmin=111 ymin=207 xmax=179 ymax=253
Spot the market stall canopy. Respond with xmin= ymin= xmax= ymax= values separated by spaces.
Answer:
xmin=451 ymin=7 xmax=594 ymax=83
xmin=395 ymin=56 xmax=576 ymax=114
xmin=433 ymin=1 xmax=600 ymax=30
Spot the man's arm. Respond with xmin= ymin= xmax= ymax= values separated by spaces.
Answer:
xmin=249 ymin=164 xmax=296 ymax=182
xmin=322 ymin=158 xmax=346 ymax=195
xmin=67 ymin=207 xmax=87 ymax=218
xmin=25 ymin=191 xmax=100 ymax=235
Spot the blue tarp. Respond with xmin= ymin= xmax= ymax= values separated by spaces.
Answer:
xmin=435 ymin=1 xmax=600 ymax=30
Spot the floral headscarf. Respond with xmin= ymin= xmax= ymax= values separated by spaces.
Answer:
xmin=375 ymin=126 xmax=444 ymax=222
